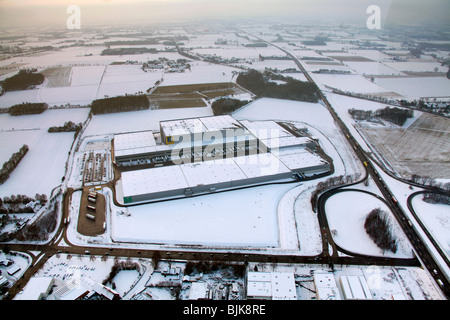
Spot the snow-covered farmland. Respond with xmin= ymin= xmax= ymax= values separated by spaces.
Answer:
xmin=373 ymin=77 xmax=450 ymax=99
xmin=0 ymin=130 xmax=74 ymax=197
xmin=0 ymin=108 xmax=90 ymax=132
xmin=160 ymin=61 xmax=239 ymax=87
xmin=310 ymin=73 xmax=394 ymax=94
xmin=385 ymin=62 xmax=448 ymax=73
xmin=82 ymin=106 xmax=214 ymax=137
xmin=112 ymin=183 xmax=293 ymax=247
xmin=411 ymin=195 xmax=450 ymax=260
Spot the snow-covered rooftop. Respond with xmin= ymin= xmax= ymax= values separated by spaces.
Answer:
xmin=260 ymin=136 xmax=314 ymax=150
xmin=14 ymin=277 xmax=54 ymax=300
xmin=121 ymin=153 xmax=292 ymax=199
xmin=247 ymin=272 xmax=297 ymax=300
xmin=239 ymin=120 xmax=293 ymax=140
xmin=114 ymin=131 xmax=156 ymax=152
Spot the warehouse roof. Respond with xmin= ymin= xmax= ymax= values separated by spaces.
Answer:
xmin=114 ymin=131 xmax=156 ymax=152
xmin=121 ymin=153 xmax=293 ymax=199
xmin=275 ymin=148 xmax=328 ymax=171
xmin=160 ymin=117 xmax=207 ymax=136
xmin=160 ymin=115 xmax=249 ymax=139
xmin=260 ymin=136 xmax=314 ymax=150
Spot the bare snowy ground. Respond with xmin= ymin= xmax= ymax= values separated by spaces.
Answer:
xmin=361 ymin=113 xmax=450 ymax=179
xmin=411 ymin=195 xmax=450 ymax=260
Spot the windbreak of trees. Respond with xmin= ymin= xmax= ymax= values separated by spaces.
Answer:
xmin=364 ymin=208 xmax=397 ymax=253
xmin=14 ymin=199 xmax=59 ymax=242
xmin=0 ymin=145 xmax=29 ymax=184
xmin=0 ymin=193 xmax=47 ymax=214
xmin=422 ymin=192 xmax=450 ymax=205
xmin=349 ymin=106 xmax=413 ymax=126
xmin=310 ymin=174 xmax=361 ymax=211
xmin=236 ymin=70 xmax=320 ymax=103
xmin=377 ymin=107 xmax=414 ymax=126
xmin=211 ymin=98 xmax=249 ymax=116
xmin=409 ymin=174 xmax=450 ymax=192
xmin=101 ymin=47 xmax=157 ymax=55
xmin=48 ymin=121 xmax=82 ymax=133
xmin=1 ymin=69 xmax=44 ymax=92
xmin=90 ymin=94 xmax=150 ymax=115
xmin=8 ymin=102 xmax=48 ymax=116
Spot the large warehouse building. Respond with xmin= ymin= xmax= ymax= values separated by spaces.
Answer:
xmin=113 ymin=115 xmax=332 ymax=204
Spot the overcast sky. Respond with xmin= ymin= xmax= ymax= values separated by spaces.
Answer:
xmin=0 ymin=0 xmax=448 ymax=29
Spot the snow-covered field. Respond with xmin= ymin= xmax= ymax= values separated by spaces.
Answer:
xmin=325 ymin=190 xmax=413 ymax=258
xmin=113 ymin=183 xmax=293 ymax=247
xmin=411 ymin=195 xmax=450 ymax=260
xmin=311 ymin=73 xmax=393 ymax=94
xmin=0 ymin=130 xmax=74 ymax=197
xmin=373 ymin=77 xmax=450 ymax=98
xmin=0 ymin=108 xmax=90 ymax=197
xmin=82 ymin=106 xmax=214 ymax=137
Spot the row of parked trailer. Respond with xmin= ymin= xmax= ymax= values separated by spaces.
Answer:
xmin=86 ymin=191 xmax=97 ymax=221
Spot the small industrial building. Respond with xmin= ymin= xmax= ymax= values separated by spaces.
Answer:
xmin=246 ymin=271 xmax=297 ymax=300
xmin=14 ymin=277 xmax=54 ymax=300
xmin=313 ymin=272 xmax=374 ymax=300
xmin=339 ymin=275 xmax=373 ymax=300
xmin=114 ymin=115 xmax=332 ymax=204
xmin=189 ymin=282 xmax=209 ymax=300
xmin=313 ymin=272 xmax=342 ymax=300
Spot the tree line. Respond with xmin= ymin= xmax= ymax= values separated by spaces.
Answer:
xmin=211 ymin=98 xmax=249 ymax=116
xmin=236 ymin=69 xmax=320 ymax=103
xmin=0 ymin=193 xmax=47 ymax=214
xmin=8 ymin=102 xmax=48 ymax=116
xmin=48 ymin=121 xmax=82 ymax=133
xmin=0 ymin=145 xmax=29 ymax=185
xmin=364 ymin=208 xmax=397 ymax=253
xmin=1 ymin=69 xmax=44 ymax=93
xmin=422 ymin=192 xmax=450 ymax=205
xmin=90 ymin=94 xmax=150 ymax=115
xmin=348 ymin=106 xmax=414 ymax=126
xmin=310 ymin=174 xmax=361 ymax=211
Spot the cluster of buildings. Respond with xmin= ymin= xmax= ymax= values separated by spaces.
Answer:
xmin=246 ymin=271 xmax=375 ymax=301
xmin=113 ymin=115 xmax=332 ymax=205
xmin=14 ymin=274 xmax=120 ymax=300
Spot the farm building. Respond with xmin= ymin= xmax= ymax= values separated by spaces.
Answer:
xmin=114 ymin=115 xmax=331 ymax=204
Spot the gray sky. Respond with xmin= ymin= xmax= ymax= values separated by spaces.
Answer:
xmin=0 ymin=0 xmax=448 ymax=29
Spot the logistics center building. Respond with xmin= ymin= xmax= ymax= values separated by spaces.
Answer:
xmin=113 ymin=115 xmax=332 ymax=204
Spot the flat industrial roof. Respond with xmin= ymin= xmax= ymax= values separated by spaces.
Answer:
xmin=121 ymin=153 xmax=292 ymax=198
xmin=114 ymin=131 xmax=156 ymax=152
xmin=260 ymin=136 xmax=314 ymax=150
xmin=160 ymin=117 xmax=207 ymax=136
xmin=198 ymin=115 xmax=244 ymax=131
xmin=121 ymin=165 xmax=189 ymax=197
xmin=275 ymin=148 xmax=328 ymax=171
xmin=247 ymin=272 xmax=297 ymax=300
xmin=114 ymin=144 xmax=170 ymax=159
xmin=160 ymin=115 xmax=247 ymax=137
xmin=239 ymin=120 xmax=293 ymax=140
